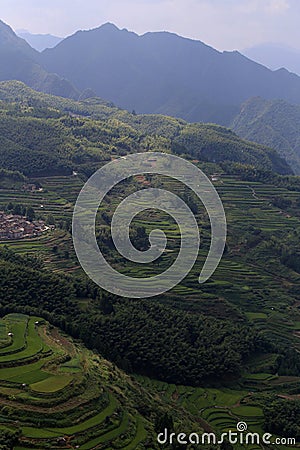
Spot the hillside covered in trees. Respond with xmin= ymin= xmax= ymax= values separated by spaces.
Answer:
xmin=232 ymin=96 xmax=300 ymax=174
xmin=0 ymin=81 xmax=292 ymax=177
xmin=0 ymin=246 xmax=265 ymax=386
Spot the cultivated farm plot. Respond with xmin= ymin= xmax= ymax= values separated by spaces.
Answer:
xmin=1 ymin=174 xmax=300 ymax=448
xmin=0 ymin=176 xmax=84 ymax=273
xmin=0 ymin=314 xmax=148 ymax=449
xmin=135 ymin=375 xmax=300 ymax=450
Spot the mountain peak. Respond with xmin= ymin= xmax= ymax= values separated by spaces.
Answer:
xmin=35 ymin=21 xmax=300 ymax=125
xmin=71 ymin=22 xmax=123 ymax=38
xmin=99 ymin=22 xmax=120 ymax=31
xmin=0 ymin=19 xmax=11 ymax=28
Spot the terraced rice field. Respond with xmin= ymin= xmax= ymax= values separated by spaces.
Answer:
xmin=2 ymin=173 xmax=300 ymax=351
xmin=0 ymin=314 xmax=149 ymax=449
xmin=0 ymin=176 xmax=83 ymax=273
xmin=100 ymin=173 xmax=300 ymax=347
xmin=1 ymin=174 xmax=300 ymax=447
xmin=136 ymin=375 xmax=300 ymax=450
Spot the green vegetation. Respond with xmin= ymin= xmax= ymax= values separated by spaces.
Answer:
xmin=0 ymin=314 xmax=199 ymax=449
xmin=232 ymin=96 xmax=300 ymax=175
xmin=0 ymin=168 xmax=300 ymax=446
xmin=0 ymin=82 xmax=299 ymax=447
xmin=0 ymin=81 xmax=291 ymax=177
xmin=30 ymin=374 xmax=72 ymax=393
xmin=0 ymin=246 xmax=262 ymax=386
xmin=264 ymin=398 xmax=300 ymax=440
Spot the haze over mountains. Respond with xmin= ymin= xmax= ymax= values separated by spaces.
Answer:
xmin=2 ymin=18 xmax=300 ymax=127
xmin=17 ymin=30 xmax=63 ymax=52
xmin=242 ymin=43 xmax=300 ymax=77
xmin=232 ymin=97 xmax=300 ymax=174
xmin=0 ymin=20 xmax=78 ymax=99
xmin=1 ymin=13 xmax=300 ymax=446
xmin=2 ymin=18 xmax=300 ymax=172
xmin=39 ymin=23 xmax=300 ymax=125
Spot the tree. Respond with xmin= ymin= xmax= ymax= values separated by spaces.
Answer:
xmin=13 ymin=204 xmax=22 ymax=215
xmin=98 ymin=295 xmax=114 ymax=315
xmin=220 ymin=440 xmax=234 ymax=450
xmin=26 ymin=207 xmax=35 ymax=221
xmin=47 ymin=214 xmax=56 ymax=226
xmin=155 ymin=411 xmax=174 ymax=434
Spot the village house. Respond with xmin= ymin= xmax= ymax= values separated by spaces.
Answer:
xmin=0 ymin=211 xmax=50 ymax=241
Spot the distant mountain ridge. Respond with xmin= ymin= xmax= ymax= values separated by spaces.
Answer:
xmin=38 ymin=23 xmax=300 ymax=125
xmin=2 ymin=18 xmax=300 ymax=134
xmin=16 ymin=30 xmax=63 ymax=52
xmin=232 ymin=97 xmax=300 ymax=174
xmin=242 ymin=43 xmax=300 ymax=77
xmin=0 ymin=20 xmax=78 ymax=99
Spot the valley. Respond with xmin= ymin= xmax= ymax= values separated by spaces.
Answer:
xmin=0 ymin=56 xmax=299 ymax=447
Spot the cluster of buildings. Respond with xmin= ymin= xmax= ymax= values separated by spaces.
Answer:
xmin=22 ymin=183 xmax=43 ymax=192
xmin=0 ymin=211 xmax=50 ymax=240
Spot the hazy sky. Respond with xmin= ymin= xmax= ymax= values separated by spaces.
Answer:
xmin=1 ymin=0 xmax=299 ymax=51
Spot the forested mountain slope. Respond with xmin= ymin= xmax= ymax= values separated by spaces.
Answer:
xmin=232 ymin=97 xmax=300 ymax=174
xmin=0 ymin=81 xmax=291 ymax=177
